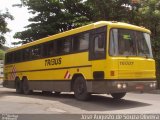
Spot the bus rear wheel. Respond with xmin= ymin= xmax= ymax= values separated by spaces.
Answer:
xmin=111 ymin=92 xmax=126 ymax=99
xmin=22 ymin=77 xmax=32 ymax=95
xmin=73 ymin=76 xmax=90 ymax=101
xmin=15 ymin=78 xmax=23 ymax=94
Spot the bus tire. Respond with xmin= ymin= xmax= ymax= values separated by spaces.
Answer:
xmin=22 ymin=77 xmax=32 ymax=95
xmin=15 ymin=78 xmax=23 ymax=94
xmin=111 ymin=92 xmax=126 ymax=99
xmin=73 ymin=76 xmax=90 ymax=101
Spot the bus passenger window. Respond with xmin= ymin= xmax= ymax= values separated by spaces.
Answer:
xmin=43 ymin=42 xmax=54 ymax=57
xmin=72 ymin=33 xmax=89 ymax=52
xmin=56 ymin=38 xmax=71 ymax=55
xmin=14 ymin=50 xmax=22 ymax=62
xmin=31 ymin=45 xmax=41 ymax=59
xmin=48 ymin=42 xmax=54 ymax=56
xmin=62 ymin=38 xmax=71 ymax=53
xmin=23 ymin=48 xmax=31 ymax=61
xmin=6 ymin=52 xmax=14 ymax=64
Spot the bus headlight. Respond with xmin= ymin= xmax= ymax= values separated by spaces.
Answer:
xmin=149 ymin=83 xmax=156 ymax=88
xmin=149 ymin=84 xmax=153 ymax=88
xmin=117 ymin=84 xmax=122 ymax=89
xmin=116 ymin=83 xmax=127 ymax=89
xmin=153 ymin=83 xmax=156 ymax=87
xmin=122 ymin=84 xmax=127 ymax=89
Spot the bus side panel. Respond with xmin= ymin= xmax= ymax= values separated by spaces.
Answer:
xmin=3 ymin=52 xmax=93 ymax=92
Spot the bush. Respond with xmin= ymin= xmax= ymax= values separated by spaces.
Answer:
xmin=0 ymin=49 xmax=4 ymax=60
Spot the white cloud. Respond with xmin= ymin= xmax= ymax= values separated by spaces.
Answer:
xmin=0 ymin=0 xmax=32 ymax=47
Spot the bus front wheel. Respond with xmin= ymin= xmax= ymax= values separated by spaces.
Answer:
xmin=15 ymin=78 xmax=23 ymax=94
xmin=73 ymin=76 xmax=90 ymax=101
xmin=111 ymin=92 xmax=126 ymax=99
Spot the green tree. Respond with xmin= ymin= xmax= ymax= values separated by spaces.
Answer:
xmin=14 ymin=0 xmax=91 ymax=44
xmin=0 ymin=49 xmax=5 ymax=60
xmin=85 ymin=0 xmax=131 ymax=22
xmin=14 ymin=0 xmax=133 ymax=43
xmin=136 ymin=0 xmax=160 ymax=87
xmin=138 ymin=0 xmax=160 ymax=37
xmin=0 ymin=10 xmax=13 ymax=45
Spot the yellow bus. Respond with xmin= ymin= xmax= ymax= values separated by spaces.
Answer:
xmin=3 ymin=21 xmax=156 ymax=100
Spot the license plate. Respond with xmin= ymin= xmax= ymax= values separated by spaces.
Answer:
xmin=136 ymin=85 xmax=144 ymax=90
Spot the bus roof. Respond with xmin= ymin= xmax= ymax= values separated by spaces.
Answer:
xmin=7 ymin=21 xmax=151 ymax=53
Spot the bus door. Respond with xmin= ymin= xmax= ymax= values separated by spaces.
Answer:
xmin=89 ymin=26 xmax=107 ymax=80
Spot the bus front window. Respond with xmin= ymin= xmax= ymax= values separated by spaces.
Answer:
xmin=109 ymin=29 xmax=153 ymax=58
xmin=137 ymin=32 xmax=153 ymax=58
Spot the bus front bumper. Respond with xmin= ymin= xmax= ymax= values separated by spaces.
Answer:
xmin=86 ymin=80 xmax=157 ymax=93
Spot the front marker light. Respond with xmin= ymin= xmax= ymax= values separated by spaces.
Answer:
xmin=122 ymin=84 xmax=127 ymax=89
xmin=149 ymin=83 xmax=156 ymax=88
xmin=150 ymin=83 xmax=153 ymax=88
xmin=117 ymin=84 xmax=122 ymax=89
xmin=153 ymin=83 xmax=156 ymax=88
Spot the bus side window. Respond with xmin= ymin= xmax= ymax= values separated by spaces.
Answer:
xmin=47 ymin=42 xmax=54 ymax=57
xmin=56 ymin=38 xmax=71 ymax=55
xmin=43 ymin=43 xmax=49 ymax=57
xmin=31 ymin=45 xmax=42 ymax=59
xmin=72 ymin=32 xmax=89 ymax=52
xmin=14 ymin=50 xmax=22 ymax=62
xmin=23 ymin=48 xmax=31 ymax=61
xmin=43 ymin=41 xmax=54 ymax=57
xmin=5 ymin=52 xmax=13 ymax=64
xmin=62 ymin=38 xmax=71 ymax=53
xmin=56 ymin=39 xmax=64 ymax=55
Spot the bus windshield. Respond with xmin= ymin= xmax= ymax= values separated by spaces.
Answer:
xmin=109 ymin=29 xmax=153 ymax=58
